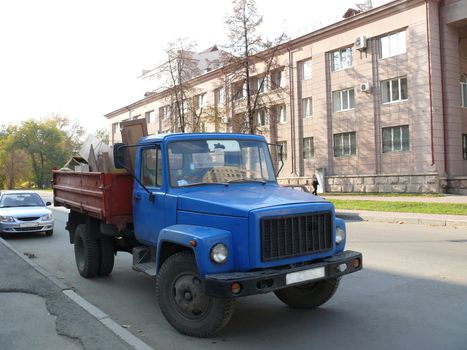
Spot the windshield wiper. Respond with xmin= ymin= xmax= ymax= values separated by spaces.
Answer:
xmin=181 ymin=182 xmax=229 ymax=188
xmin=227 ymin=178 xmax=267 ymax=184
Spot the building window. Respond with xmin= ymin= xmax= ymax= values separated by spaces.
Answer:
xmin=381 ymin=77 xmax=408 ymax=103
xmin=382 ymin=125 xmax=409 ymax=153
xmin=276 ymin=104 xmax=287 ymax=124
xmin=145 ymin=110 xmax=155 ymax=124
xmin=233 ymin=81 xmax=246 ymax=100
xmin=463 ymin=134 xmax=467 ymax=160
xmin=159 ymin=105 xmax=170 ymax=120
xmin=334 ymin=132 xmax=356 ymax=157
xmin=256 ymin=109 xmax=268 ymax=126
xmin=333 ymin=88 xmax=355 ymax=112
xmin=194 ymin=93 xmax=206 ymax=110
xmin=112 ymin=122 xmax=119 ymax=135
xmin=300 ymin=59 xmax=312 ymax=80
xmin=380 ymin=30 xmax=406 ymax=59
xmin=277 ymin=141 xmax=287 ymax=161
xmin=215 ymin=87 xmax=225 ymax=105
xmin=461 ymin=75 xmax=467 ymax=108
xmin=303 ymin=137 xmax=314 ymax=159
xmin=271 ymin=69 xmax=285 ymax=89
xmin=253 ymin=76 xmax=267 ymax=93
xmin=302 ymin=98 xmax=312 ymax=118
xmin=333 ymin=47 xmax=352 ymax=71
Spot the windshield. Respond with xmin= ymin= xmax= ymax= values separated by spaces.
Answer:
xmin=168 ymin=139 xmax=276 ymax=187
xmin=0 ymin=193 xmax=45 ymax=208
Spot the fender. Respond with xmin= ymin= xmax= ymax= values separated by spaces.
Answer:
xmin=157 ymin=224 xmax=235 ymax=276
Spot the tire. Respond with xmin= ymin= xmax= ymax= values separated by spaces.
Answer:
xmin=74 ymin=224 xmax=100 ymax=278
xmin=98 ymin=237 xmax=115 ymax=276
xmin=274 ymin=277 xmax=341 ymax=309
xmin=45 ymin=230 xmax=53 ymax=236
xmin=156 ymin=251 xmax=235 ymax=337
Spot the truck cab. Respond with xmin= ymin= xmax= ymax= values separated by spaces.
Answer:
xmin=55 ymin=132 xmax=362 ymax=337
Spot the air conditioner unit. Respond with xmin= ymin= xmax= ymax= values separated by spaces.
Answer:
xmin=360 ymin=82 xmax=371 ymax=92
xmin=355 ymin=35 xmax=367 ymax=50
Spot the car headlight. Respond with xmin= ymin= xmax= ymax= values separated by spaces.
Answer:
xmin=210 ymin=243 xmax=228 ymax=264
xmin=42 ymin=213 xmax=53 ymax=221
xmin=336 ymin=227 xmax=346 ymax=244
xmin=0 ymin=215 xmax=15 ymax=222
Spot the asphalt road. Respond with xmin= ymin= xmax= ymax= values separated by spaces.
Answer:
xmin=5 ymin=203 xmax=467 ymax=350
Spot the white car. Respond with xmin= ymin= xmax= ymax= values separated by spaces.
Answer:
xmin=0 ymin=191 xmax=54 ymax=237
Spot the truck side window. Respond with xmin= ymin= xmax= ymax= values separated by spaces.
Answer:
xmin=141 ymin=147 xmax=163 ymax=187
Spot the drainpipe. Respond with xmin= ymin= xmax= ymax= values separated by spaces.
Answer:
xmin=437 ymin=0 xmax=448 ymax=175
xmin=425 ymin=0 xmax=435 ymax=167
xmin=288 ymin=47 xmax=296 ymax=175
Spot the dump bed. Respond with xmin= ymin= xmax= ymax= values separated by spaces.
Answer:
xmin=53 ymin=171 xmax=133 ymax=227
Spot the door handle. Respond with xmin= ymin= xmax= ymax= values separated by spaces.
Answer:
xmin=134 ymin=194 xmax=142 ymax=200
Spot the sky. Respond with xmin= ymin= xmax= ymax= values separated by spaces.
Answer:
xmin=0 ymin=0 xmax=389 ymax=133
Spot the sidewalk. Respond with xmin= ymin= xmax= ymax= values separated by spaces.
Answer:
xmin=0 ymin=238 xmax=153 ymax=350
xmin=325 ymin=194 xmax=467 ymax=228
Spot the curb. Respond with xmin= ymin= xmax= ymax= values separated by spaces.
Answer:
xmin=336 ymin=211 xmax=467 ymax=228
xmin=0 ymin=238 xmax=154 ymax=350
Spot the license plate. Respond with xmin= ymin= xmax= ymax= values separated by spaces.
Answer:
xmin=20 ymin=222 xmax=39 ymax=228
xmin=286 ymin=266 xmax=325 ymax=285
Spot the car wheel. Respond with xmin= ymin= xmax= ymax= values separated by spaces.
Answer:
xmin=156 ymin=251 xmax=235 ymax=337
xmin=74 ymin=224 xmax=100 ymax=278
xmin=45 ymin=230 xmax=53 ymax=236
xmin=274 ymin=277 xmax=340 ymax=309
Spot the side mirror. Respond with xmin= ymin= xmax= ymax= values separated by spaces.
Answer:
xmin=113 ymin=143 xmax=128 ymax=169
xmin=46 ymin=201 xmax=52 ymax=206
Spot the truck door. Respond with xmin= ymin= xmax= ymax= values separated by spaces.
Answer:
xmin=133 ymin=144 xmax=165 ymax=245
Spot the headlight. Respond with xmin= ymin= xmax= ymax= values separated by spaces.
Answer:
xmin=42 ymin=213 xmax=53 ymax=221
xmin=210 ymin=243 xmax=228 ymax=264
xmin=336 ymin=227 xmax=345 ymax=244
xmin=0 ymin=215 xmax=15 ymax=222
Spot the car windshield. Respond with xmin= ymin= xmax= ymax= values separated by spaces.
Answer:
xmin=0 ymin=193 xmax=44 ymax=208
xmin=168 ymin=139 xmax=276 ymax=187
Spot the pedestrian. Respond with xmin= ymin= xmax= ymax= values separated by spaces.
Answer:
xmin=312 ymin=174 xmax=319 ymax=195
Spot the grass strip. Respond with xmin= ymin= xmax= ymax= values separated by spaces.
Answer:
xmin=324 ymin=193 xmax=443 ymax=198
xmin=329 ymin=199 xmax=467 ymax=216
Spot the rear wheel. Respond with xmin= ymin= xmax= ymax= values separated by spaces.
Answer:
xmin=274 ymin=278 xmax=340 ymax=309
xmin=98 ymin=237 xmax=115 ymax=276
xmin=74 ymin=224 xmax=100 ymax=278
xmin=156 ymin=251 xmax=235 ymax=337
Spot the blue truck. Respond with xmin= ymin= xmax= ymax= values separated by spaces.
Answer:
xmin=53 ymin=133 xmax=362 ymax=337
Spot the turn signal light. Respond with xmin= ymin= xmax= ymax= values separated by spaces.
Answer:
xmin=231 ymin=282 xmax=242 ymax=294
xmin=351 ymin=258 xmax=361 ymax=268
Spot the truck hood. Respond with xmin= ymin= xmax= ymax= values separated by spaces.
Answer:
xmin=177 ymin=184 xmax=327 ymax=217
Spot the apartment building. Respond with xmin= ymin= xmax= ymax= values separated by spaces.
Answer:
xmin=105 ymin=0 xmax=467 ymax=194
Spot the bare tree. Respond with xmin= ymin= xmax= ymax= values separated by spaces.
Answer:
xmin=155 ymin=38 xmax=217 ymax=133
xmin=223 ymin=0 xmax=288 ymax=134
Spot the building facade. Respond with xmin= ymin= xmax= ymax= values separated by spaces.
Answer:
xmin=105 ymin=0 xmax=467 ymax=194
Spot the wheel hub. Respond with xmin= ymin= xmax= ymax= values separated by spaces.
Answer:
xmin=173 ymin=274 xmax=209 ymax=318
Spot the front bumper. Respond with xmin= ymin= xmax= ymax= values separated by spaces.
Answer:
xmin=0 ymin=220 xmax=54 ymax=234
xmin=204 ymin=250 xmax=362 ymax=298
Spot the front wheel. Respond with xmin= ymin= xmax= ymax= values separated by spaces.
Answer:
xmin=156 ymin=251 xmax=235 ymax=337
xmin=274 ymin=278 xmax=340 ymax=309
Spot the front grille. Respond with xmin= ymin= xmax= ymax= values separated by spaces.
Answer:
xmin=261 ymin=212 xmax=332 ymax=261
xmin=14 ymin=226 xmax=44 ymax=232
xmin=17 ymin=217 xmax=40 ymax=222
